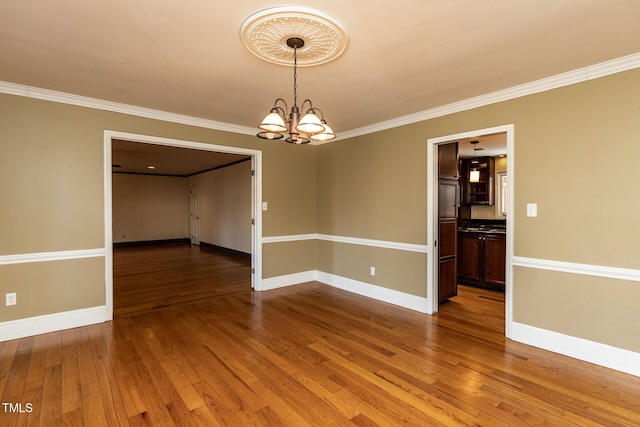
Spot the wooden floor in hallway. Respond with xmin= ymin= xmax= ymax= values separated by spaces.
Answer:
xmin=1 ymin=244 xmax=639 ymax=426
xmin=112 ymin=243 xmax=252 ymax=317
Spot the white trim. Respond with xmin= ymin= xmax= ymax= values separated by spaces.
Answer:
xmin=104 ymin=139 xmax=114 ymax=320
xmin=3 ymin=53 xmax=639 ymax=143
xmin=260 ymin=270 xmax=428 ymax=313
xmin=0 ymin=81 xmax=256 ymax=136
xmin=251 ymin=153 xmax=263 ymax=290
xmin=0 ymin=306 xmax=106 ymax=342
xmin=426 ymin=125 xmax=515 ymax=330
xmin=262 ymin=233 xmax=429 ymax=253
xmin=317 ymin=234 xmax=428 ymax=253
xmin=510 ymin=322 xmax=640 ymax=378
xmin=317 ymin=272 xmax=429 ymax=313
xmin=261 ymin=270 xmax=318 ymax=290
xmin=513 ymin=256 xmax=640 ymax=282
xmin=336 ymin=53 xmax=640 ymax=140
xmin=0 ymin=248 xmax=105 ymax=265
xmin=104 ymin=131 xmax=264 ymax=321
xmin=262 ymin=234 xmax=317 ymax=244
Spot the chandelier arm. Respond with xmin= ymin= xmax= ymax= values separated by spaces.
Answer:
xmin=273 ymin=98 xmax=289 ymax=114
xmin=300 ymin=99 xmax=314 ymax=113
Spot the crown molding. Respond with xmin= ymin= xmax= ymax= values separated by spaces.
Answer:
xmin=2 ymin=52 xmax=639 ymax=142
xmin=0 ymin=82 xmax=257 ymax=136
xmin=335 ymin=52 xmax=640 ymax=141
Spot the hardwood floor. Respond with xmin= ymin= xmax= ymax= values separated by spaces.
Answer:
xmin=2 ymin=244 xmax=640 ymax=426
xmin=113 ymin=243 xmax=251 ymax=317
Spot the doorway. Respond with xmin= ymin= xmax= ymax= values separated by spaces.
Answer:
xmin=190 ymin=184 xmax=200 ymax=245
xmin=427 ymin=124 xmax=514 ymax=338
xmin=103 ymin=131 xmax=263 ymax=321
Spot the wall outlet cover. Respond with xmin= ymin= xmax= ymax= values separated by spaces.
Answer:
xmin=6 ymin=293 xmax=16 ymax=306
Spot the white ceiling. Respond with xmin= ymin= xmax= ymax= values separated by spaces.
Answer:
xmin=2 ymin=1 xmax=640 ymax=139
xmin=111 ymin=139 xmax=250 ymax=176
xmin=2 ymin=1 xmax=639 ymax=173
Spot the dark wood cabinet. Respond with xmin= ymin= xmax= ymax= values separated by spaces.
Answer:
xmin=460 ymin=157 xmax=495 ymax=205
xmin=457 ymin=233 xmax=482 ymax=282
xmin=482 ymin=234 xmax=506 ymax=287
xmin=457 ymin=231 xmax=505 ymax=291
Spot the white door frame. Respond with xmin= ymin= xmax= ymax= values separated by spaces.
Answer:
xmin=426 ymin=124 xmax=514 ymax=338
xmin=103 ymin=130 xmax=263 ymax=321
xmin=190 ymin=183 xmax=200 ymax=245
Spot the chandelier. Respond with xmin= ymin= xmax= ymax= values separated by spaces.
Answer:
xmin=257 ymin=38 xmax=334 ymax=144
xmin=240 ymin=7 xmax=348 ymax=144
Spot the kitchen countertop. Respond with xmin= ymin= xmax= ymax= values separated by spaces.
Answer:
xmin=458 ymin=220 xmax=506 ymax=234
xmin=458 ymin=227 xmax=506 ymax=234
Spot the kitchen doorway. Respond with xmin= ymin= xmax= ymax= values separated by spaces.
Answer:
xmin=103 ymin=131 xmax=263 ymax=321
xmin=426 ymin=124 xmax=514 ymax=338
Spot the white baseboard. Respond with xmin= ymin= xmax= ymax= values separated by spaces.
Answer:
xmin=510 ymin=321 xmax=640 ymax=377
xmin=317 ymin=272 xmax=429 ymax=313
xmin=261 ymin=270 xmax=429 ymax=313
xmin=0 ymin=306 xmax=106 ymax=342
xmin=261 ymin=270 xmax=318 ymax=290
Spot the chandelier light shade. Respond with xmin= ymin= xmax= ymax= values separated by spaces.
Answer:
xmin=241 ymin=7 xmax=348 ymax=144
xmin=259 ymin=109 xmax=287 ymax=133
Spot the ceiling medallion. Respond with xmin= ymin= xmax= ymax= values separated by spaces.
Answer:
xmin=240 ymin=7 xmax=349 ymax=67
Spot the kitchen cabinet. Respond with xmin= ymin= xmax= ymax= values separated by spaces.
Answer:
xmin=460 ymin=157 xmax=495 ymax=205
xmin=457 ymin=231 xmax=505 ymax=291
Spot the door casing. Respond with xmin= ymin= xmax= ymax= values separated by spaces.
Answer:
xmin=104 ymin=130 xmax=263 ymax=321
xmin=426 ymin=124 xmax=514 ymax=338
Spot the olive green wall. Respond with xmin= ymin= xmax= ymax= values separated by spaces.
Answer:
xmin=317 ymin=68 xmax=640 ymax=353
xmin=0 ymin=93 xmax=316 ymax=322
xmin=2 ymin=66 xmax=640 ymax=356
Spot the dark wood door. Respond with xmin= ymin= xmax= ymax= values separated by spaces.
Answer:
xmin=437 ymin=142 xmax=458 ymax=303
xmin=482 ymin=234 xmax=506 ymax=286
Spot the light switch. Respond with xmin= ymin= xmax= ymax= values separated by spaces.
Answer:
xmin=527 ymin=203 xmax=537 ymax=217
xmin=262 ymin=202 xmax=268 ymax=211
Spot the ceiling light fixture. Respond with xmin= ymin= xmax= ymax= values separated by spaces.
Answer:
xmin=469 ymin=141 xmax=480 ymax=183
xmin=257 ymin=37 xmax=334 ymax=144
xmin=240 ymin=7 xmax=348 ymax=144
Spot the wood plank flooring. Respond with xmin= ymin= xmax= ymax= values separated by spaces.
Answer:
xmin=2 ymin=244 xmax=640 ymax=425
xmin=113 ymin=243 xmax=251 ymax=317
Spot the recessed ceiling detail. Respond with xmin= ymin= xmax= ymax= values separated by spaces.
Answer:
xmin=240 ymin=7 xmax=348 ymax=67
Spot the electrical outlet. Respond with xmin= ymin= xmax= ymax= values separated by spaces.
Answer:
xmin=370 ymin=266 xmax=376 ymax=276
xmin=6 ymin=293 xmax=16 ymax=306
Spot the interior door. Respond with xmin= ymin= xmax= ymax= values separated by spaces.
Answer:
xmin=190 ymin=184 xmax=200 ymax=245
xmin=437 ymin=142 xmax=459 ymax=303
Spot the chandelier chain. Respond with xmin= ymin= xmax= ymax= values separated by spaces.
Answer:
xmin=293 ymin=46 xmax=298 ymax=107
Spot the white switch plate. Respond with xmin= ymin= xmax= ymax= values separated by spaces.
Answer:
xmin=370 ymin=266 xmax=376 ymax=276
xmin=527 ymin=203 xmax=538 ymax=217
xmin=262 ymin=202 xmax=268 ymax=211
xmin=6 ymin=293 xmax=16 ymax=306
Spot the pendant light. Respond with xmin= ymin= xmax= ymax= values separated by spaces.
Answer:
xmin=241 ymin=7 xmax=347 ymax=145
xmin=469 ymin=141 xmax=480 ymax=182
xmin=256 ymin=38 xmax=335 ymax=144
